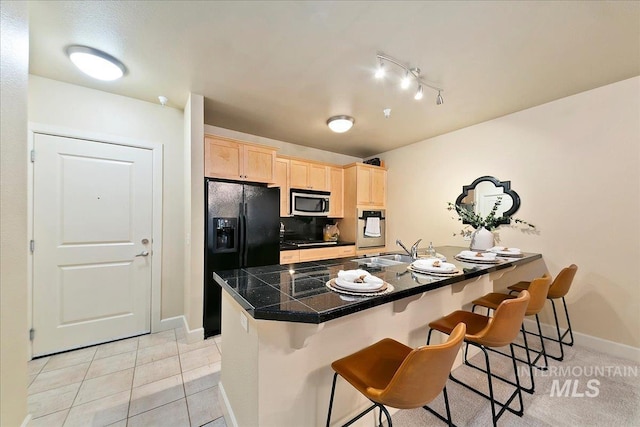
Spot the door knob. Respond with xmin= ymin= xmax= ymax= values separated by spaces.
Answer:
xmin=135 ymin=251 xmax=150 ymax=257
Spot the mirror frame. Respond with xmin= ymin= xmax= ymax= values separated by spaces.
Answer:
xmin=455 ymin=176 xmax=521 ymax=225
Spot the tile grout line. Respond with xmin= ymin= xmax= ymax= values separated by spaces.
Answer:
xmin=125 ymin=336 xmax=140 ymax=422
xmin=127 ymin=329 xmax=190 ymax=424
xmin=62 ymin=346 xmax=99 ymax=425
xmin=176 ymin=328 xmax=194 ymax=427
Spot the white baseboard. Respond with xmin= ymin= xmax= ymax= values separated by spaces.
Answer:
xmin=158 ymin=315 xmax=184 ymax=332
xmin=181 ymin=315 xmax=204 ymax=344
xmin=158 ymin=315 xmax=203 ymax=344
xmin=522 ymin=318 xmax=640 ymax=363
xmin=21 ymin=414 xmax=32 ymax=427
xmin=219 ymin=382 xmax=238 ymax=427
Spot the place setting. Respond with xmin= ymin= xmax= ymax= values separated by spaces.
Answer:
xmin=326 ymin=269 xmax=394 ymax=296
xmin=487 ymin=246 xmax=524 ymax=258
xmin=407 ymin=258 xmax=462 ymax=277
xmin=454 ymin=250 xmax=502 ymax=264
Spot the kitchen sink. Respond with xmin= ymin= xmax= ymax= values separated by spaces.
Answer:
xmin=352 ymin=254 xmax=414 ymax=267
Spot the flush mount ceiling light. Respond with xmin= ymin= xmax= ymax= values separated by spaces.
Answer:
xmin=327 ymin=115 xmax=355 ymax=133
xmin=66 ymin=45 xmax=127 ymax=81
xmin=374 ymin=53 xmax=444 ymax=105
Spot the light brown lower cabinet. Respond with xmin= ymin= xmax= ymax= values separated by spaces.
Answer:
xmin=280 ymin=245 xmax=356 ymax=264
xmin=280 ymin=250 xmax=300 ymax=264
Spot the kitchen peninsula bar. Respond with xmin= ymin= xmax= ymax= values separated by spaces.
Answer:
xmin=214 ymin=246 xmax=544 ymax=427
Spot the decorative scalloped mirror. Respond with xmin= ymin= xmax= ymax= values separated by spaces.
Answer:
xmin=455 ymin=176 xmax=521 ymax=225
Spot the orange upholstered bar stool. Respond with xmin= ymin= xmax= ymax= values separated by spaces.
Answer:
xmin=471 ymin=275 xmax=552 ymax=393
xmin=326 ymin=323 xmax=466 ymax=427
xmin=508 ymin=264 xmax=578 ymax=361
xmin=427 ymin=291 xmax=530 ymax=427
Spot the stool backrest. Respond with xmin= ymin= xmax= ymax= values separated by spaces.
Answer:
xmin=377 ymin=323 xmax=466 ymax=409
xmin=469 ymin=290 xmax=530 ymax=347
xmin=525 ymin=275 xmax=552 ymax=315
xmin=548 ymin=264 xmax=578 ymax=299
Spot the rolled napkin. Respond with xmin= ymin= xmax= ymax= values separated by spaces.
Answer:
xmin=458 ymin=250 xmax=497 ymax=260
xmin=488 ymin=246 xmax=521 ymax=254
xmin=412 ymin=258 xmax=456 ymax=272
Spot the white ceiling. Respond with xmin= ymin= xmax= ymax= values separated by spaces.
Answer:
xmin=28 ymin=1 xmax=640 ymax=158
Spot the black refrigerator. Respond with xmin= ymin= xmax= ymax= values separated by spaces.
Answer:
xmin=204 ymin=179 xmax=280 ymax=338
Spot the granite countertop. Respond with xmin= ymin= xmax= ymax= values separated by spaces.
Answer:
xmin=213 ymin=245 xmax=542 ymax=324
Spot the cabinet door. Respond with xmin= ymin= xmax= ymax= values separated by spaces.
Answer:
xmin=356 ymin=166 xmax=372 ymax=205
xmin=289 ymin=160 xmax=309 ymax=189
xmin=243 ymin=144 xmax=275 ymax=183
xmin=328 ymin=167 xmax=343 ymax=217
xmin=274 ymin=158 xmax=290 ymax=217
xmin=308 ymin=164 xmax=329 ymax=191
xmin=369 ymin=169 xmax=386 ymax=207
xmin=205 ymin=137 xmax=242 ymax=179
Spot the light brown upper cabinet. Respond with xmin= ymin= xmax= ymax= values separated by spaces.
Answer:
xmin=349 ymin=163 xmax=387 ymax=207
xmin=204 ymin=135 xmax=276 ymax=184
xmin=289 ymin=160 xmax=329 ymax=191
xmin=274 ymin=157 xmax=290 ymax=217
xmin=328 ymin=167 xmax=344 ymax=218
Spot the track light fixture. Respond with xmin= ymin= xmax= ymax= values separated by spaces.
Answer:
xmin=374 ymin=53 xmax=444 ymax=105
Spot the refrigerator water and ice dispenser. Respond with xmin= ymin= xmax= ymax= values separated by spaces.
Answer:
xmin=213 ymin=217 xmax=237 ymax=253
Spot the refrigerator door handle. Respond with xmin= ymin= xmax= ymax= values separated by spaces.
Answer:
xmin=240 ymin=202 xmax=248 ymax=266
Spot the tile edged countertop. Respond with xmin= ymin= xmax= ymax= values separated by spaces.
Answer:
xmin=213 ymin=246 xmax=541 ymax=324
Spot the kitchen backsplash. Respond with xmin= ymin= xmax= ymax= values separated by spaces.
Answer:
xmin=281 ymin=217 xmax=337 ymax=241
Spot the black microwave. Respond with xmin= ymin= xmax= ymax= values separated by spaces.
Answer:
xmin=290 ymin=190 xmax=330 ymax=216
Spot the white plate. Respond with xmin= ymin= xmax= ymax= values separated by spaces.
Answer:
xmin=454 ymin=255 xmax=501 ymax=264
xmin=410 ymin=260 xmax=458 ymax=273
xmin=326 ymin=280 xmax=393 ymax=296
xmin=407 ymin=266 xmax=461 ymax=276
xmin=334 ymin=277 xmax=385 ymax=292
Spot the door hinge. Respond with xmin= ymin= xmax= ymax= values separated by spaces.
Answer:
xmin=30 ymin=150 xmax=35 ymax=162
xmin=30 ymin=240 xmax=35 ymax=253
xmin=29 ymin=328 xmax=34 ymax=341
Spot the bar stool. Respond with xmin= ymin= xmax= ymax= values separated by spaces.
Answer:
xmin=508 ymin=264 xmax=578 ymax=361
xmin=326 ymin=323 xmax=466 ymax=427
xmin=470 ymin=275 xmax=552 ymax=393
xmin=427 ymin=291 xmax=530 ymax=427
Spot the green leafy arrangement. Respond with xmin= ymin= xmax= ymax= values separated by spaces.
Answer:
xmin=447 ymin=196 xmax=535 ymax=237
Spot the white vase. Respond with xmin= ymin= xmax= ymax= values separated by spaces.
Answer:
xmin=470 ymin=226 xmax=494 ymax=251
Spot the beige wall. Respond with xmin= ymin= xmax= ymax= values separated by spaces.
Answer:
xmin=184 ymin=94 xmax=205 ymax=336
xmin=0 ymin=1 xmax=29 ymax=425
xmin=204 ymin=125 xmax=362 ymax=165
xmin=28 ymin=75 xmax=186 ymax=320
xmin=380 ymin=76 xmax=640 ymax=348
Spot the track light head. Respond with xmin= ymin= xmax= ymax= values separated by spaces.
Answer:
xmin=400 ymin=71 xmax=411 ymax=89
xmin=414 ymin=85 xmax=424 ymax=100
xmin=436 ymin=91 xmax=444 ymax=105
xmin=374 ymin=61 xmax=385 ymax=79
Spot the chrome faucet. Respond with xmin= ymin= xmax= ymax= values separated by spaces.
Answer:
xmin=396 ymin=239 xmax=422 ymax=260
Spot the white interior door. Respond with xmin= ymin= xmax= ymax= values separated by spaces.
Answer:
xmin=32 ymin=133 xmax=153 ymax=356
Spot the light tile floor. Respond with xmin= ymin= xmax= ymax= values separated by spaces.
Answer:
xmin=27 ymin=328 xmax=226 ymax=427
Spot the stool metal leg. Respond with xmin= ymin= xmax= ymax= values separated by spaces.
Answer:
xmin=449 ymin=341 xmax=524 ymax=427
xmin=326 ymin=373 xmax=338 ymax=427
